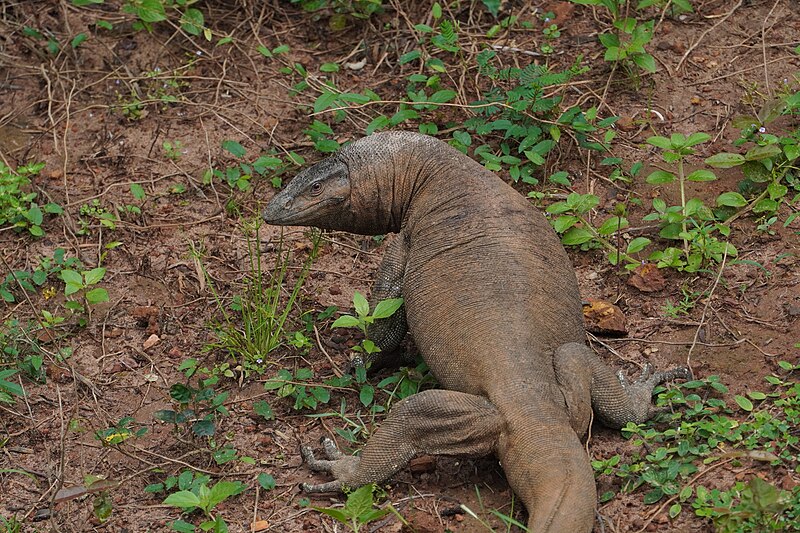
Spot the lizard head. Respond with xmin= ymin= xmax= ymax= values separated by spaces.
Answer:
xmin=262 ymin=156 xmax=354 ymax=230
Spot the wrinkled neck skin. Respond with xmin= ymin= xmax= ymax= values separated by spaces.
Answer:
xmin=338 ymin=131 xmax=445 ymax=236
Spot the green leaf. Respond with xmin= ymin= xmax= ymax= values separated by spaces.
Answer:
xmin=561 ymin=228 xmax=594 ymax=246
xmin=548 ymin=171 xmax=570 ymax=186
xmin=646 ymin=136 xmax=672 ymax=150
xmin=372 ymin=298 xmax=403 ymax=319
xmin=734 ymin=395 xmax=753 ymax=411
xmin=597 ymin=216 xmax=628 ymax=236
xmin=131 ymin=0 xmax=167 ymax=23
xmin=207 ymin=481 xmax=246 ymax=510
xmin=192 ymin=419 xmax=215 ymax=437
xmin=26 ymin=204 xmax=43 ymax=225
xmin=83 ymin=267 xmax=106 ymax=286
xmin=346 ymin=484 xmax=376 ymax=519
xmin=686 ymin=169 xmax=717 ymax=182
xmin=428 ymin=90 xmax=456 ymax=103
xmin=170 ymin=519 xmax=196 ymax=533
xmin=553 ymin=215 xmax=579 ymax=233
xmin=632 ymin=53 xmax=656 ymax=73
xmin=359 ymin=385 xmax=374 ymax=406
xmin=164 ymin=490 xmax=201 ymax=510
xmin=716 ymin=192 xmax=747 ymax=208
xmin=744 ymin=144 xmax=782 ymax=161
xmin=399 ymin=50 xmax=421 ymax=64
xmin=365 ymin=115 xmax=390 ymax=136
xmin=669 ymin=503 xmax=682 ymax=518
xmin=258 ymin=473 xmax=276 ymax=491
xmin=253 ymin=400 xmax=274 ymax=420
xmin=331 ymin=315 xmax=360 ymax=328
xmin=180 ymin=8 xmax=204 ymax=35
xmin=684 ymin=132 xmax=711 ymax=147
xmin=646 ymin=170 xmax=675 ymax=184
xmin=705 ymin=153 xmax=745 ymax=168
xmin=85 ymin=287 xmax=109 ymax=305
xmin=627 ymin=237 xmax=651 ymax=254
xmin=353 ymin=291 xmax=369 ymax=317
xmin=130 ymin=183 xmax=146 ymax=200
xmin=60 ymin=269 xmax=84 ymax=295
xmin=222 ymin=140 xmax=246 ymax=158
xmin=71 ymin=33 xmax=87 ymax=48
xmin=315 ymin=507 xmax=349 ymax=523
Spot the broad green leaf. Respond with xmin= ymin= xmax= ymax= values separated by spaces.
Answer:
xmin=320 ymin=63 xmax=339 ymax=73
xmin=632 ymin=53 xmax=656 ymax=73
xmin=353 ymin=291 xmax=369 ymax=317
xmin=258 ymin=473 xmax=276 ymax=490
xmin=627 ymin=237 xmax=651 ymax=254
xmin=561 ymin=228 xmax=594 ymax=246
xmin=372 ymin=298 xmax=403 ymax=319
xmin=253 ymin=400 xmax=274 ymax=420
xmin=163 ymin=490 xmax=201 ymax=509
xmin=646 ymin=136 xmax=672 ymax=150
xmin=60 ymin=269 xmax=84 ymax=295
xmin=331 ymin=315 xmax=360 ymax=328
xmin=398 ymin=50 xmax=421 ymax=64
xmin=429 ymin=90 xmax=456 ymax=103
xmin=646 ymin=170 xmax=675 ymax=184
xmin=716 ymin=192 xmax=747 ymax=208
xmin=346 ymin=484 xmax=376 ymax=519
xmin=207 ymin=481 xmax=246 ymax=510
xmin=597 ymin=216 xmax=629 ymax=236
xmin=222 ymin=140 xmax=246 ymax=158
xmin=170 ymin=519 xmax=195 ymax=533
xmin=130 ymin=183 xmax=146 ymax=200
xmin=553 ymin=215 xmax=579 ymax=233
xmin=684 ymin=132 xmax=710 ymax=147
xmin=705 ymin=153 xmax=745 ymax=168
xmin=313 ymin=91 xmax=339 ymax=114
xmin=83 ymin=267 xmax=106 ymax=286
xmin=85 ymin=287 xmax=109 ymax=305
xmin=366 ymin=115 xmax=390 ymax=135
xmin=315 ymin=507 xmax=349 ymax=522
xmin=359 ymin=384 xmax=374 ymax=406
xmin=734 ymin=395 xmax=753 ymax=411
xmin=744 ymin=144 xmax=782 ymax=161
xmin=192 ymin=419 xmax=215 ymax=437
xmin=686 ymin=169 xmax=716 ymax=182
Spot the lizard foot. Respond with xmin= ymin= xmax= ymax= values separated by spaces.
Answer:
xmin=300 ymin=438 xmax=359 ymax=493
xmin=617 ymin=364 xmax=692 ymax=421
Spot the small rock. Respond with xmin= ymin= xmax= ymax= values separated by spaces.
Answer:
xmin=168 ymin=346 xmax=183 ymax=359
xmin=143 ymin=334 xmax=160 ymax=350
xmin=786 ymin=304 xmax=800 ymax=317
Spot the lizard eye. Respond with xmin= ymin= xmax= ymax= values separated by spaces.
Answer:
xmin=309 ymin=181 xmax=323 ymax=196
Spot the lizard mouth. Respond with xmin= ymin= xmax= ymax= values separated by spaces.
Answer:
xmin=263 ymin=197 xmax=345 ymax=226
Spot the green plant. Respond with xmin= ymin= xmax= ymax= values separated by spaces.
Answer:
xmin=599 ymin=18 xmax=656 ymax=74
xmin=331 ymin=292 xmax=403 ymax=357
xmin=95 ymin=417 xmax=147 ymax=445
xmin=205 ymin=140 xmax=301 ymax=190
xmin=163 ymin=140 xmax=184 ymax=161
xmin=1 ymin=248 xmax=81 ymax=303
xmin=694 ymin=476 xmax=800 ymax=533
xmin=60 ymin=267 xmax=110 ymax=325
xmin=202 ymin=223 xmax=319 ymax=375
xmin=643 ymin=132 xmax=737 ymax=271
xmin=162 ymin=477 xmax=247 ymax=533
xmin=593 ymin=365 xmax=800 ymax=524
xmin=263 ymin=367 xmax=333 ymax=411
xmin=637 ymin=0 xmax=693 ymax=17
xmin=154 ymin=372 xmax=229 ymax=438
xmin=313 ymin=483 xmax=399 ymax=532
xmin=547 ymin=192 xmax=651 ymax=268
xmin=77 ymin=199 xmax=117 ymax=235
xmin=0 ymin=160 xmax=62 ymax=236
xmin=0 ymin=369 xmax=24 ymax=405
xmin=0 ymin=515 xmax=23 ymax=533
xmin=706 ymin=94 xmax=800 ymax=226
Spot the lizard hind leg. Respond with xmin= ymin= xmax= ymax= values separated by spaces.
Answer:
xmin=299 ymin=389 xmax=503 ymax=494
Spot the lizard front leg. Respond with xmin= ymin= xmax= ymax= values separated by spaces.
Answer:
xmin=300 ymin=389 xmax=502 ymax=492
xmin=352 ymin=232 xmax=413 ymax=372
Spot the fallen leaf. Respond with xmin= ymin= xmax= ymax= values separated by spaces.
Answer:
xmin=583 ymin=299 xmax=627 ymax=336
xmin=628 ymin=263 xmax=667 ymax=292
xmin=250 ymin=520 xmax=269 ymax=532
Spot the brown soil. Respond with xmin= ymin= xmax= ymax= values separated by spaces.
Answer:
xmin=1 ymin=1 xmax=798 ymax=532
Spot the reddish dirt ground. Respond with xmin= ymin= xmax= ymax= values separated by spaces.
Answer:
xmin=1 ymin=1 xmax=799 ymax=532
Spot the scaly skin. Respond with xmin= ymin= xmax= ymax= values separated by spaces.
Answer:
xmin=263 ymin=131 xmax=689 ymax=531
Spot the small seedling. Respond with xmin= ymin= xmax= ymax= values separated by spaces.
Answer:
xmin=313 ymin=483 xmax=398 ymax=533
xmin=332 ymin=292 xmax=403 ymax=356
xmin=162 ymin=478 xmax=246 ymax=532
xmin=0 ymin=160 xmax=62 ymax=236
